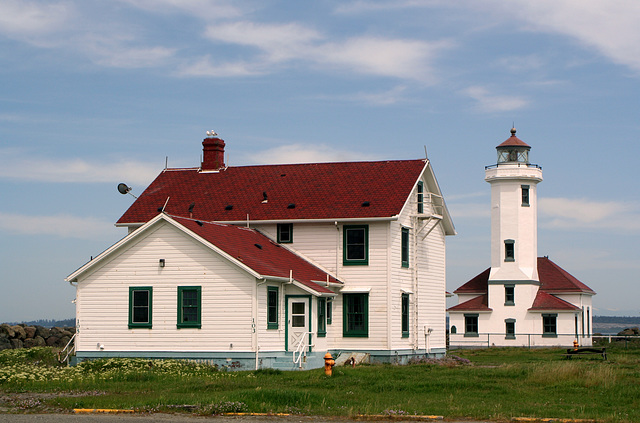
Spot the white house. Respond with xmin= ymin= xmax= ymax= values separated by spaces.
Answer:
xmin=66 ymin=133 xmax=456 ymax=370
xmin=448 ymin=129 xmax=595 ymax=348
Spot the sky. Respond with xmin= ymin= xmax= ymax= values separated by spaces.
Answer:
xmin=1 ymin=0 xmax=639 ymax=322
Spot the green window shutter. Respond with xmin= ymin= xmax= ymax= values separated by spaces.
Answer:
xmin=401 ymin=293 xmax=410 ymax=338
xmin=129 ymin=287 xmax=152 ymax=329
xmin=417 ymin=181 xmax=424 ymax=214
xmin=177 ymin=286 xmax=201 ymax=329
xmin=343 ymin=293 xmax=368 ymax=337
xmin=343 ymin=225 xmax=369 ymax=266
xmin=317 ymin=298 xmax=327 ymax=337
xmin=401 ymin=227 xmax=410 ymax=268
xmin=267 ymin=286 xmax=279 ymax=329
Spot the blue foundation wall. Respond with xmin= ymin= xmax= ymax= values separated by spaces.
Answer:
xmin=72 ymin=348 xmax=446 ymax=370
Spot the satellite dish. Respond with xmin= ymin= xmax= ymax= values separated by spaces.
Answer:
xmin=117 ymin=183 xmax=131 ymax=195
xmin=117 ymin=183 xmax=138 ymax=198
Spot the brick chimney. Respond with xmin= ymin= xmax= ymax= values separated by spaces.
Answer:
xmin=201 ymin=134 xmax=225 ymax=171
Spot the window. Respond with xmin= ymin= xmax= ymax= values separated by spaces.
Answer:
xmin=291 ymin=302 xmax=306 ymax=327
xmin=417 ymin=181 xmax=424 ymax=213
xmin=267 ymin=286 xmax=279 ymax=329
xmin=521 ymin=185 xmax=530 ymax=207
xmin=317 ymin=298 xmax=327 ymax=337
xmin=343 ymin=225 xmax=369 ymax=265
xmin=343 ymin=293 xmax=368 ymax=337
xmin=177 ymin=286 xmax=201 ymax=328
xmin=277 ymin=223 xmax=293 ymax=243
xmin=542 ymin=314 xmax=557 ymax=337
xmin=129 ymin=287 xmax=152 ymax=329
xmin=505 ymin=319 xmax=516 ymax=339
xmin=401 ymin=293 xmax=410 ymax=338
xmin=504 ymin=239 xmax=515 ymax=262
xmin=464 ymin=314 xmax=479 ymax=337
xmin=327 ymin=300 xmax=332 ymax=325
xmin=504 ymin=285 xmax=515 ymax=306
xmin=401 ymin=227 xmax=410 ymax=268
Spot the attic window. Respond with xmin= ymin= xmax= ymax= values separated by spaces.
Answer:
xmin=361 ymin=201 xmax=370 ymax=207
xmin=287 ymin=203 xmax=296 ymax=209
xmin=225 ymin=205 xmax=233 ymax=210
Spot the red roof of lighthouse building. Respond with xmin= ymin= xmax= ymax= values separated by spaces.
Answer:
xmin=497 ymin=128 xmax=530 ymax=148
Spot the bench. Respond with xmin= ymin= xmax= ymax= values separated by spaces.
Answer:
xmin=564 ymin=347 xmax=606 ymax=360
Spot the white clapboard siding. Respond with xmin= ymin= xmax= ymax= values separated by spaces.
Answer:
xmin=76 ymin=223 xmax=258 ymax=352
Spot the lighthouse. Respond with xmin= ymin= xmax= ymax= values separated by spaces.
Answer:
xmin=485 ymin=127 xmax=543 ymax=284
xmin=448 ymin=128 xmax=594 ymax=347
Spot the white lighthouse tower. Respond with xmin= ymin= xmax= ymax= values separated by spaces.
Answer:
xmin=485 ymin=128 xmax=543 ymax=308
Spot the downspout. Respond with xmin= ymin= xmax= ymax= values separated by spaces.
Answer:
xmin=255 ymin=278 xmax=267 ymax=370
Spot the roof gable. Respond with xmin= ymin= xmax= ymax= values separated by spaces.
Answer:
xmin=447 ymin=294 xmax=492 ymax=312
xmin=117 ymin=160 xmax=431 ymax=225
xmin=529 ymin=290 xmax=580 ymax=311
xmin=452 ymin=258 xmax=594 ymax=295
xmin=67 ymin=214 xmax=338 ymax=295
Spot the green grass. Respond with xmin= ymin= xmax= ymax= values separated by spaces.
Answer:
xmin=1 ymin=346 xmax=639 ymax=422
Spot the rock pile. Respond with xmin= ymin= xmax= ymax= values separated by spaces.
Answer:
xmin=618 ymin=327 xmax=640 ymax=336
xmin=0 ymin=324 xmax=76 ymax=351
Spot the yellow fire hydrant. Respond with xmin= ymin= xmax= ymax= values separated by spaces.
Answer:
xmin=324 ymin=353 xmax=335 ymax=376
xmin=573 ymin=339 xmax=579 ymax=351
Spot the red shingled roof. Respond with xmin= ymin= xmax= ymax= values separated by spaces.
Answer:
xmin=537 ymin=257 xmax=595 ymax=294
xmin=497 ymin=129 xmax=530 ymax=148
xmin=452 ymin=258 xmax=594 ymax=295
xmin=529 ymin=290 xmax=580 ymax=311
xmin=117 ymin=160 xmax=427 ymax=225
xmin=171 ymin=215 xmax=338 ymax=294
xmin=447 ymin=294 xmax=492 ymax=312
xmin=453 ymin=268 xmax=490 ymax=294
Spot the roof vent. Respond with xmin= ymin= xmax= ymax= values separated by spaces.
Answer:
xmin=225 ymin=204 xmax=233 ymax=210
xmin=196 ymin=220 xmax=203 ymax=226
xmin=262 ymin=191 xmax=268 ymax=203
xmin=157 ymin=207 xmax=163 ymax=212
xmin=362 ymin=201 xmax=370 ymax=207
xmin=254 ymin=243 xmax=262 ymax=249
xmin=287 ymin=203 xmax=296 ymax=209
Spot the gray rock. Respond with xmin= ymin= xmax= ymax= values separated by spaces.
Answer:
xmin=33 ymin=335 xmax=46 ymax=347
xmin=0 ymin=337 xmax=11 ymax=351
xmin=10 ymin=338 xmax=23 ymax=349
xmin=24 ymin=326 xmax=36 ymax=339
xmin=34 ymin=325 xmax=50 ymax=339
xmin=11 ymin=325 xmax=26 ymax=340
xmin=46 ymin=336 xmax=60 ymax=347
xmin=23 ymin=338 xmax=38 ymax=348
xmin=0 ymin=323 xmax=15 ymax=338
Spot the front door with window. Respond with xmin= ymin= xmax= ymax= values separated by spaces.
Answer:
xmin=286 ymin=297 xmax=310 ymax=351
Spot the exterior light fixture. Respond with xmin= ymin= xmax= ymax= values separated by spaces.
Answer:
xmin=159 ymin=259 xmax=165 ymax=267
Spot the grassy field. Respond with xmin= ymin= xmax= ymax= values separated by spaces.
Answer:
xmin=1 ymin=344 xmax=639 ymax=422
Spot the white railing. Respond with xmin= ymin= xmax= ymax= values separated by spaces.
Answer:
xmin=57 ymin=332 xmax=76 ymax=365
xmin=293 ymin=332 xmax=314 ymax=368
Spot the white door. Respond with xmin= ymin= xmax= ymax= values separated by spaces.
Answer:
xmin=287 ymin=298 xmax=308 ymax=351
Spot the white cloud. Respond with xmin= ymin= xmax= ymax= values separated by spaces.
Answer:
xmin=314 ymin=85 xmax=410 ymax=106
xmin=117 ymin=0 xmax=242 ymax=20
xmin=245 ymin=144 xmax=379 ymax=165
xmin=508 ymin=1 xmax=640 ymax=73
xmin=0 ymin=212 xmax=116 ymax=240
xmin=0 ymin=0 xmax=72 ymax=39
xmin=462 ymin=86 xmax=529 ymax=113
xmin=0 ymin=149 xmax=159 ymax=185
xmin=539 ymin=197 xmax=640 ymax=232
xmin=334 ymin=0 xmax=441 ymax=15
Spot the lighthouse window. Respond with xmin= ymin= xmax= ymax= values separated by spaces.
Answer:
xmin=521 ymin=185 xmax=530 ymax=207
xmin=504 ymin=239 xmax=515 ymax=262
xmin=505 ymin=285 xmax=515 ymax=305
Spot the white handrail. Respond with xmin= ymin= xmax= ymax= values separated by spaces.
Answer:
xmin=292 ymin=332 xmax=314 ymax=368
xmin=57 ymin=332 xmax=77 ymax=365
